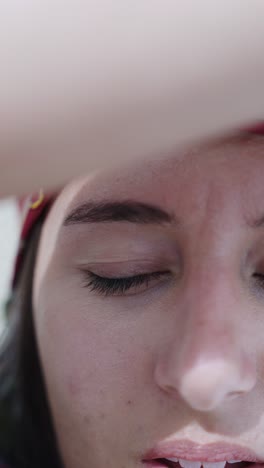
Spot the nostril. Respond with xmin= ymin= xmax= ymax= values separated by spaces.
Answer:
xmin=252 ymin=272 xmax=264 ymax=287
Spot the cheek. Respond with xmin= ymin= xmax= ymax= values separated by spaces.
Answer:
xmin=34 ymin=286 xmax=160 ymax=466
xmin=34 ymin=280 xmax=153 ymax=424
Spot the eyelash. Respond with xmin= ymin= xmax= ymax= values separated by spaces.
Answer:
xmin=81 ymin=271 xmax=169 ymax=297
xmin=80 ymin=271 xmax=264 ymax=297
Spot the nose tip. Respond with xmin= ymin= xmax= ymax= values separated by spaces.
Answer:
xmin=178 ymin=359 xmax=256 ymax=411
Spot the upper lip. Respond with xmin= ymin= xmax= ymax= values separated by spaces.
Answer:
xmin=142 ymin=440 xmax=264 ymax=463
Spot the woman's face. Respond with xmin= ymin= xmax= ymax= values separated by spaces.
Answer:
xmin=33 ymin=136 xmax=264 ymax=468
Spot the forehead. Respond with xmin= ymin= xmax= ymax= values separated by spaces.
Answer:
xmin=33 ymin=137 xmax=264 ymax=258
xmin=57 ymin=137 xmax=264 ymax=218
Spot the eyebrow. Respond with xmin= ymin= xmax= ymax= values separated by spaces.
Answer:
xmin=63 ymin=200 xmax=175 ymax=226
xmin=63 ymin=200 xmax=264 ymax=230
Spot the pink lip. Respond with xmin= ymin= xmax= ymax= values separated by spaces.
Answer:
xmin=142 ymin=440 xmax=264 ymax=463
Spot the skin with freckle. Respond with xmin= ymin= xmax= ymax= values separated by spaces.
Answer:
xmin=31 ymin=136 xmax=264 ymax=468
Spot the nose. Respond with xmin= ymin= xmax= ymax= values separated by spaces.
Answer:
xmin=154 ymin=271 xmax=257 ymax=412
xmin=176 ymin=355 xmax=255 ymax=412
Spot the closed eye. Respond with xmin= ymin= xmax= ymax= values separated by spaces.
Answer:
xmin=81 ymin=270 xmax=170 ymax=297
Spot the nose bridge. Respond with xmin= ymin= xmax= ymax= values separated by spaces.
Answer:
xmin=187 ymin=241 xmax=238 ymax=319
xmin=180 ymin=256 xmax=239 ymax=368
xmin=185 ymin=217 xmax=239 ymax=327
xmin=185 ymin=187 xmax=245 ymax=328
xmin=189 ymin=272 xmax=239 ymax=354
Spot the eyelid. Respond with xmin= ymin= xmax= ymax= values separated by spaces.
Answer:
xmin=78 ymin=260 xmax=170 ymax=278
